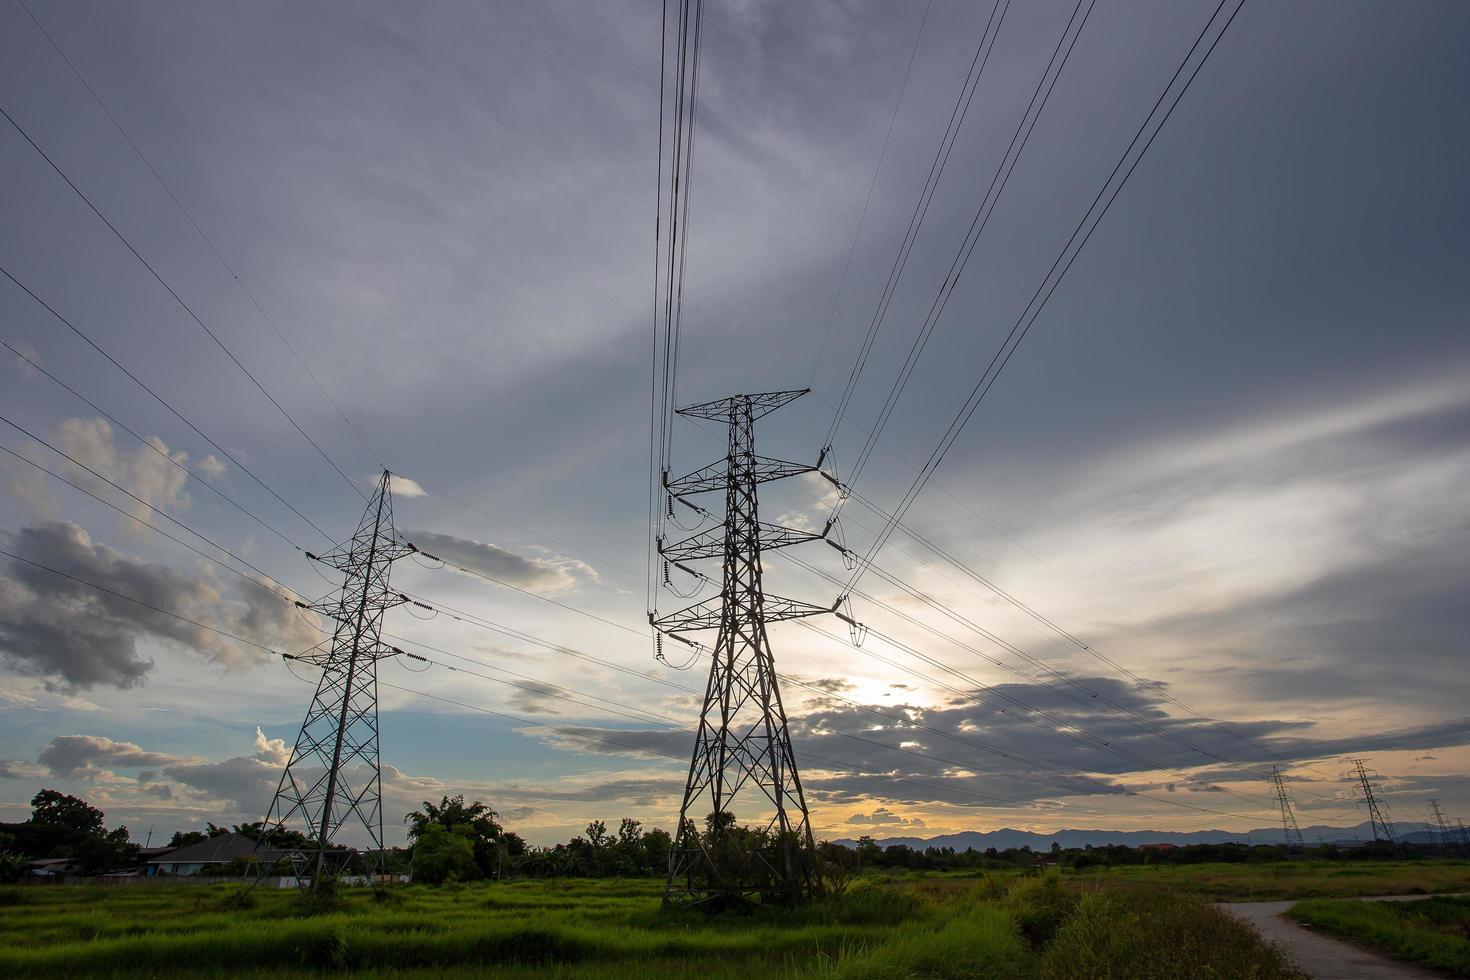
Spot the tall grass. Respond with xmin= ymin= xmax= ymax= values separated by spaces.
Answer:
xmin=1290 ymin=895 xmax=1470 ymax=976
xmin=1036 ymin=891 xmax=1306 ymax=979
xmin=0 ymin=869 xmax=1314 ymax=977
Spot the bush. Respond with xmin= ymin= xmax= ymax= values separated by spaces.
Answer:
xmin=1037 ymin=890 xmax=1304 ymax=979
xmin=1005 ymin=871 xmax=1078 ymax=949
xmin=412 ymin=824 xmax=479 ymax=885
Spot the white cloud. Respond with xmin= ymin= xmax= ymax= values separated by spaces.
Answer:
xmin=387 ymin=474 xmax=426 ymax=498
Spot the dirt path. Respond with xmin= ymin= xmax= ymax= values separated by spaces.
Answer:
xmin=1221 ymin=894 xmax=1460 ymax=979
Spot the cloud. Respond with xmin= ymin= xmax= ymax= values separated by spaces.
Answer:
xmin=196 ymin=455 xmax=228 ymax=482
xmin=6 ymin=418 xmax=193 ymax=529
xmin=387 ymin=474 xmax=426 ymax=498
xmin=39 ymin=735 xmax=192 ymax=777
xmin=0 ymin=521 xmax=319 ymax=690
xmin=846 ymin=807 xmax=925 ymax=828
xmin=407 ymin=530 xmax=592 ymax=594
xmin=0 ymin=759 xmax=46 ymax=779
xmin=505 ymin=680 xmax=568 ymax=715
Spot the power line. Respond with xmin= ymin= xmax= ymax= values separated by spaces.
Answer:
xmin=808 ymin=0 xmax=934 ymax=385
xmin=0 ymin=434 xmax=293 ymax=606
xmin=809 ymin=392 xmax=1348 ymax=787
xmin=410 ymin=480 xmax=642 ymax=583
xmin=15 ymin=0 xmax=388 ymax=475
xmin=0 ymin=520 xmax=1286 ymax=827
xmin=832 ymin=0 xmax=1096 ymax=486
xmin=821 ymin=0 xmax=1012 ymax=451
xmin=402 ymin=537 xmax=648 ymax=638
xmin=0 ymin=546 xmax=277 ymax=652
xmin=844 ymin=0 xmax=1247 ymax=594
xmin=0 ymin=337 xmax=309 ymax=553
xmin=0 ymin=101 xmax=367 ymax=501
xmin=0 ymin=263 xmax=334 ymax=542
xmin=386 ymin=586 xmax=1277 ymax=820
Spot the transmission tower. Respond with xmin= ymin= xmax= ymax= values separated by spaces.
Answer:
xmin=1349 ymin=758 xmax=1396 ymax=843
xmin=1428 ymin=799 xmax=1452 ymax=848
xmin=1269 ymin=765 xmax=1304 ymax=849
xmin=653 ymin=389 xmax=846 ymax=906
xmin=260 ymin=470 xmax=413 ymax=886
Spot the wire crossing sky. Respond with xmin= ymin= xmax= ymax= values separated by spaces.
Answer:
xmin=0 ymin=0 xmax=1467 ymax=846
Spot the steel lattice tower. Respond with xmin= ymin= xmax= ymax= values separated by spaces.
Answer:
xmin=1269 ymin=765 xmax=1304 ymax=849
xmin=654 ymin=389 xmax=843 ymax=906
xmin=261 ymin=470 xmax=413 ymax=886
xmin=1428 ymin=799 xmax=1452 ymax=848
xmin=1349 ymin=758 xmax=1396 ymax=843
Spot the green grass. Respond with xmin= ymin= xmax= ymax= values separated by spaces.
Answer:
xmin=0 ymin=868 xmax=1323 ymax=977
xmin=1059 ymin=859 xmax=1470 ymax=901
xmin=1290 ymin=895 xmax=1470 ymax=977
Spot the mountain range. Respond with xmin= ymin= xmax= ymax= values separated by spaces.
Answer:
xmin=830 ymin=821 xmax=1442 ymax=851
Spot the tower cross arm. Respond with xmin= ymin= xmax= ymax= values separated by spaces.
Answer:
xmin=653 ymin=594 xmax=837 ymax=635
xmin=659 ymin=521 xmax=826 ymax=562
xmin=666 ymin=454 xmax=824 ymax=496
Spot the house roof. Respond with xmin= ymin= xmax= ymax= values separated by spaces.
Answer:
xmin=146 ymin=832 xmax=285 ymax=865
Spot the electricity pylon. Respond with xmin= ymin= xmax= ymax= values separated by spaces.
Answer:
xmin=1269 ymin=765 xmax=1304 ymax=849
xmin=653 ymin=389 xmax=846 ymax=906
xmin=1349 ymin=758 xmax=1395 ymax=843
xmin=1428 ymin=799 xmax=1452 ymax=848
xmin=261 ymin=470 xmax=413 ymax=887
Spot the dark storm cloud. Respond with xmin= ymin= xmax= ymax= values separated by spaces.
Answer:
xmin=406 ymin=530 xmax=592 ymax=594
xmin=0 ymin=522 xmax=316 ymax=690
xmin=521 ymin=676 xmax=1470 ymax=811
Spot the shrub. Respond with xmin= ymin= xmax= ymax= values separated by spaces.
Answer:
xmin=1005 ymin=871 xmax=1077 ymax=949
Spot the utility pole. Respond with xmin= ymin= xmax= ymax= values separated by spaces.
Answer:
xmin=653 ymin=389 xmax=847 ymax=906
xmin=260 ymin=470 xmax=413 ymax=888
xmin=1428 ymin=799 xmax=1452 ymax=849
xmin=1269 ymin=765 xmax=1304 ymax=850
xmin=1349 ymin=758 xmax=1395 ymax=844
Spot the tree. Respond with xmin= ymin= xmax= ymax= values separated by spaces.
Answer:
xmin=411 ymin=824 xmax=478 ymax=884
xmin=75 ymin=826 xmax=138 ymax=875
xmin=406 ymin=795 xmax=506 ymax=878
xmin=29 ymin=790 xmax=104 ymax=836
xmin=231 ymin=821 xmax=310 ymax=849
xmin=169 ymin=831 xmax=209 ymax=848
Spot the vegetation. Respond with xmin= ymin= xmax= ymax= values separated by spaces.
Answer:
xmin=1290 ymin=894 xmax=1470 ymax=977
xmin=1059 ymin=858 xmax=1470 ymax=901
xmin=0 ymin=872 xmax=1307 ymax=978
xmin=0 ymin=790 xmax=138 ymax=879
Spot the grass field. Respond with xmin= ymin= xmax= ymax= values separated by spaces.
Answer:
xmin=1055 ymin=859 xmax=1470 ymax=902
xmin=1290 ymin=894 xmax=1470 ymax=977
xmin=0 ymin=867 xmax=1321 ymax=979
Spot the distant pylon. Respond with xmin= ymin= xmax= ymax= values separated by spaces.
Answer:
xmin=1428 ymin=799 xmax=1453 ymax=848
xmin=1269 ymin=765 xmax=1305 ymax=849
xmin=260 ymin=470 xmax=413 ymax=887
xmin=653 ymin=389 xmax=847 ymax=906
xmin=1349 ymin=758 xmax=1396 ymax=843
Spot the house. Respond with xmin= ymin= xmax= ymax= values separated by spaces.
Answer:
xmin=1137 ymin=843 xmax=1178 ymax=853
xmin=28 ymin=856 xmax=80 ymax=878
xmin=146 ymin=833 xmax=285 ymax=876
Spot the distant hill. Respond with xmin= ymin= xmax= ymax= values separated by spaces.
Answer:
xmin=828 ymin=821 xmax=1437 ymax=850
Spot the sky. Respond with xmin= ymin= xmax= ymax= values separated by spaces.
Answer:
xmin=1 ymin=0 xmax=1467 ymax=848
